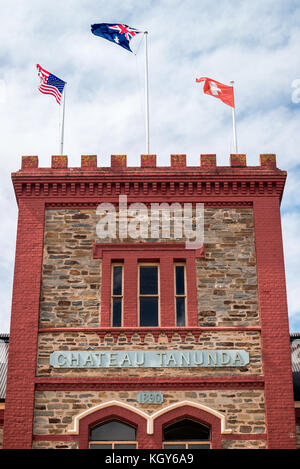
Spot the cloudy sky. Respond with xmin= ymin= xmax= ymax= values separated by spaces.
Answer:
xmin=0 ymin=0 xmax=300 ymax=332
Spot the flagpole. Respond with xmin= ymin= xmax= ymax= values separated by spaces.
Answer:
xmin=230 ymin=80 xmax=238 ymax=153
xmin=60 ymin=84 xmax=66 ymax=155
xmin=144 ymin=31 xmax=150 ymax=154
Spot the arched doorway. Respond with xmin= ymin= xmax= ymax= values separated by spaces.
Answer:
xmin=163 ymin=418 xmax=211 ymax=449
xmin=89 ymin=419 xmax=137 ymax=449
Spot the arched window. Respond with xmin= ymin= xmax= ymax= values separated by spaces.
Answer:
xmin=89 ymin=419 xmax=137 ymax=449
xmin=163 ymin=418 xmax=211 ymax=449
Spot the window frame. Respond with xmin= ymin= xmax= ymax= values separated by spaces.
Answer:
xmin=111 ymin=262 xmax=124 ymax=327
xmin=162 ymin=417 xmax=211 ymax=449
xmin=89 ymin=418 xmax=138 ymax=449
xmin=89 ymin=441 xmax=138 ymax=449
xmin=163 ymin=442 xmax=211 ymax=449
xmin=93 ymin=242 xmax=202 ymax=328
xmin=174 ymin=262 xmax=187 ymax=327
xmin=138 ymin=262 xmax=160 ymax=327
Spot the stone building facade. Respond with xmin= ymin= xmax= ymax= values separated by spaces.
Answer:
xmin=2 ymin=153 xmax=297 ymax=449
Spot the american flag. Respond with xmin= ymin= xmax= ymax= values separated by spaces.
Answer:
xmin=36 ymin=64 xmax=66 ymax=104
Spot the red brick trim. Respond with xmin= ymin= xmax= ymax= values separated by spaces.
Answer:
xmin=3 ymin=199 xmax=45 ymax=449
xmin=253 ymin=197 xmax=297 ymax=449
xmin=35 ymin=376 xmax=265 ymax=391
xmin=92 ymin=242 xmax=204 ymax=259
xmin=38 ymin=326 xmax=261 ymax=332
xmin=31 ymin=432 xmax=267 ymax=442
xmin=44 ymin=201 xmax=254 ymax=209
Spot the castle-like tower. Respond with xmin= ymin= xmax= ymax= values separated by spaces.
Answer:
xmin=2 ymin=153 xmax=297 ymax=449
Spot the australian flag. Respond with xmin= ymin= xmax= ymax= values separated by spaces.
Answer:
xmin=91 ymin=23 xmax=142 ymax=52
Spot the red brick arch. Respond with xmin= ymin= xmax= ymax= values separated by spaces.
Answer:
xmin=78 ymin=405 xmax=149 ymax=449
xmin=78 ymin=402 xmax=222 ymax=449
xmin=152 ymin=405 xmax=222 ymax=449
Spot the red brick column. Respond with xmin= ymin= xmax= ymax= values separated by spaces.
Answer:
xmin=186 ymin=255 xmax=198 ymax=326
xmin=123 ymin=256 xmax=138 ymax=326
xmin=3 ymin=199 xmax=45 ymax=449
xmin=100 ymin=253 xmax=112 ymax=327
xmin=253 ymin=197 xmax=296 ymax=449
xmin=160 ymin=256 xmax=175 ymax=327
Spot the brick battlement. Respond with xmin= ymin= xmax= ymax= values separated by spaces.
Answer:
xmin=18 ymin=153 xmax=281 ymax=173
xmin=11 ymin=153 xmax=286 ymax=202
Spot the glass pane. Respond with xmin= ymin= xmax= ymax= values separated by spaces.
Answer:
xmin=89 ymin=444 xmax=112 ymax=449
xmin=163 ymin=444 xmax=186 ymax=449
xmin=175 ymin=265 xmax=185 ymax=295
xmin=188 ymin=444 xmax=210 ymax=449
xmin=114 ymin=444 xmax=137 ymax=449
xmin=140 ymin=266 xmax=158 ymax=295
xmin=113 ymin=266 xmax=122 ymax=295
xmin=112 ymin=298 xmax=122 ymax=327
xmin=163 ymin=419 xmax=210 ymax=441
xmin=176 ymin=297 xmax=186 ymax=326
xmin=90 ymin=420 xmax=136 ymax=441
xmin=140 ymin=297 xmax=158 ymax=327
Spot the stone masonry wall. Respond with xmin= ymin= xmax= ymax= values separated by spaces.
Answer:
xmin=37 ymin=331 xmax=262 ymax=378
xmin=39 ymin=207 xmax=259 ymax=328
xmin=33 ymin=389 xmax=266 ymax=437
xmin=221 ymin=439 xmax=267 ymax=449
xmin=32 ymin=440 xmax=78 ymax=449
xmin=197 ymin=208 xmax=259 ymax=327
xmin=35 ymin=206 xmax=264 ymax=449
xmin=40 ymin=210 xmax=101 ymax=327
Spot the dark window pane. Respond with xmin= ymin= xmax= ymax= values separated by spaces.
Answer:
xmin=90 ymin=444 xmax=112 ymax=449
xmin=188 ymin=444 xmax=210 ymax=449
xmin=113 ymin=266 xmax=122 ymax=295
xmin=140 ymin=297 xmax=158 ymax=326
xmin=175 ymin=266 xmax=185 ymax=295
xmin=163 ymin=444 xmax=186 ymax=449
xmin=90 ymin=420 xmax=136 ymax=441
xmin=176 ymin=297 xmax=186 ymax=327
xmin=140 ymin=266 xmax=158 ymax=294
xmin=114 ymin=444 xmax=137 ymax=449
xmin=112 ymin=298 xmax=122 ymax=327
xmin=163 ymin=419 xmax=210 ymax=441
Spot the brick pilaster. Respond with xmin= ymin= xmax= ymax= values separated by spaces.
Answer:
xmin=253 ymin=197 xmax=297 ymax=449
xmin=3 ymin=199 xmax=45 ymax=449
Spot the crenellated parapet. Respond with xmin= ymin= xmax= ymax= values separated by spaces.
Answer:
xmin=12 ymin=153 xmax=286 ymax=203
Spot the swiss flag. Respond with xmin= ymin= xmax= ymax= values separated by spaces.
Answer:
xmin=196 ymin=77 xmax=235 ymax=108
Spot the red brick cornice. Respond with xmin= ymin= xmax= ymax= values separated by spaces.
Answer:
xmin=93 ymin=242 xmax=205 ymax=260
xmin=12 ymin=174 xmax=286 ymax=201
xmin=35 ymin=376 xmax=265 ymax=391
xmin=13 ymin=154 xmax=286 ymax=201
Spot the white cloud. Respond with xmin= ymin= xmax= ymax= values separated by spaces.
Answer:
xmin=0 ymin=0 xmax=300 ymax=331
